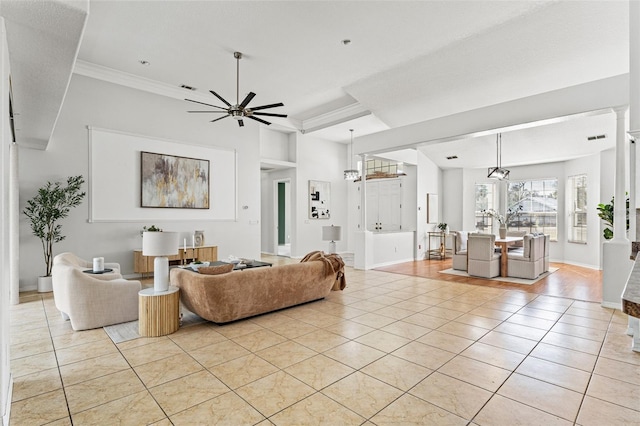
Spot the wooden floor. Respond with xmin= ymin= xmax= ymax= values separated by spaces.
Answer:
xmin=375 ymin=259 xmax=602 ymax=303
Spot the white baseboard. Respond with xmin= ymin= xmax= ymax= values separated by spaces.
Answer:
xmin=601 ymin=301 xmax=622 ymax=310
xmin=557 ymin=259 xmax=600 ymax=270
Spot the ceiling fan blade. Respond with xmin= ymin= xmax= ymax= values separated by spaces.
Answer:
xmin=247 ymin=115 xmax=271 ymax=126
xmin=238 ymin=119 xmax=244 ymax=127
xmin=252 ymin=112 xmax=288 ymax=118
xmin=185 ymin=98 xmax=227 ymax=110
xmin=239 ymin=92 xmax=256 ymax=109
xmin=250 ymin=102 xmax=284 ymax=112
xmin=209 ymin=90 xmax=232 ymax=107
xmin=210 ymin=115 xmax=230 ymax=123
xmin=187 ymin=110 xmax=228 ymax=113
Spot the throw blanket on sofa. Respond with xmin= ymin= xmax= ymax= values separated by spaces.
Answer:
xmin=300 ymin=251 xmax=346 ymax=291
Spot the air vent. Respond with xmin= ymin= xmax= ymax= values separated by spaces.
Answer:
xmin=587 ymin=134 xmax=606 ymax=141
xmin=446 ymin=155 xmax=458 ymax=160
xmin=180 ymin=84 xmax=197 ymax=91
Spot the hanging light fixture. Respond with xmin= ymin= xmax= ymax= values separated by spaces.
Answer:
xmin=344 ymin=129 xmax=359 ymax=181
xmin=487 ymin=133 xmax=510 ymax=180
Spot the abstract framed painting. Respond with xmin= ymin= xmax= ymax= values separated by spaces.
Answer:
xmin=309 ymin=180 xmax=330 ymax=219
xmin=141 ymin=151 xmax=210 ymax=209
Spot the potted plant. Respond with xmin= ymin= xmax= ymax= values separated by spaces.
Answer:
xmin=437 ymin=222 xmax=448 ymax=233
xmin=597 ymin=194 xmax=629 ymax=240
xmin=23 ymin=175 xmax=86 ymax=292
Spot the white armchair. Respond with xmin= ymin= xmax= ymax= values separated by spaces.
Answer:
xmin=467 ymin=233 xmax=501 ymax=278
xmin=507 ymin=234 xmax=545 ymax=279
xmin=52 ymin=253 xmax=141 ymax=331
xmin=452 ymin=231 xmax=469 ymax=271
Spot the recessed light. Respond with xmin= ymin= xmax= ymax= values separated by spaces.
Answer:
xmin=139 ymin=60 xmax=151 ymax=66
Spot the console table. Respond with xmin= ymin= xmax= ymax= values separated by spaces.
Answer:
xmin=427 ymin=232 xmax=451 ymax=260
xmin=133 ymin=245 xmax=218 ymax=275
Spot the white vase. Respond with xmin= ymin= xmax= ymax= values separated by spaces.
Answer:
xmin=37 ymin=276 xmax=53 ymax=293
xmin=499 ymin=226 xmax=507 ymax=239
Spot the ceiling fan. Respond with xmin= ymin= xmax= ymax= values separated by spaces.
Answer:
xmin=185 ymin=51 xmax=287 ymax=127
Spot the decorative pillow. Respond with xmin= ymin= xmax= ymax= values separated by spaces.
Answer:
xmin=458 ymin=231 xmax=468 ymax=252
xmin=198 ymin=264 xmax=234 ymax=275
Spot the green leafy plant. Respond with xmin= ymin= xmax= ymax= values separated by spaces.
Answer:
xmin=143 ymin=225 xmax=162 ymax=232
xmin=437 ymin=223 xmax=448 ymax=232
xmin=23 ymin=176 xmax=86 ymax=277
xmin=597 ymin=194 xmax=629 ymax=240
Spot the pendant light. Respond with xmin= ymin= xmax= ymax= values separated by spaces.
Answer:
xmin=344 ymin=129 xmax=359 ymax=181
xmin=487 ymin=133 xmax=510 ymax=180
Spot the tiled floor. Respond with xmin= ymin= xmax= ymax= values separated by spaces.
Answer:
xmin=9 ymin=255 xmax=640 ymax=425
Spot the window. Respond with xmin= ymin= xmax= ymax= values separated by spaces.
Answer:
xmin=568 ymin=174 xmax=587 ymax=243
xmin=475 ymin=183 xmax=495 ymax=232
xmin=507 ymin=179 xmax=558 ymax=240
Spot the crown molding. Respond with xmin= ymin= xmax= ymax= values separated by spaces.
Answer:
xmin=299 ymin=103 xmax=371 ymax=134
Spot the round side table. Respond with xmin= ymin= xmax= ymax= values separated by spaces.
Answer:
xmin=138 ymin=286 xmax=180 ymax=337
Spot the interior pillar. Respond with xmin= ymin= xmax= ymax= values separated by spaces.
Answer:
xmin=9 ymin=142 xmax=18 ymax=305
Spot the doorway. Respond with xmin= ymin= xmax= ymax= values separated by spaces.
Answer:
xmin=275 ymin=179 xmax=291 ymax=257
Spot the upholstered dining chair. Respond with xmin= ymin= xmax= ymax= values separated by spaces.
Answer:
xmin=52 ymin=252 xmax=141 ymax=331
xmin=506 ymin=234 xmax=545 ymax=279
xmin=452 ymin=231 xmax=469 ymax=271
xmin=467 ymin=233 xmax=501 ymax=278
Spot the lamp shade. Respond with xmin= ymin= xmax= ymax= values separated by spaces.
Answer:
xmin=322 ymin=225 xmax=342 ymax=242
xmin=142 ymin=232 xmax=179 ymax=256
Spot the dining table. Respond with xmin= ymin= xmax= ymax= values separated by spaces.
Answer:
xmin=494 ymin=236 xmax=525 ymax=277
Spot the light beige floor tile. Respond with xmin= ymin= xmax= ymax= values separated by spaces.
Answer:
xmin=559 ymin=313 xmax=610 ymax=331
xmin=391 ymin=300 xmax=431 ymax=312
xmin=213 ymin=321 xmax=264 ymax=339
xmin=436 ymin=300 xmax=478 ymax=313
xmin=257 ymin=340 xmax=317 ymax=369
xmin=59 ymin=352 xmax=130 ymax=386
xmin=270 ymin=391 xmax=365 ymax=425
xmin=45 ymin=417 xmax=72 ymax=426
xmin=285 ymin=354 xmax=355 ymax=391
xmin=576 ymin=395 xmax=640 ymax=426
xmin=526 ymin=302 xmax=570 ymax=314
xmin=10 ymin=350 xmax=58 ymax=378
xmin=392 ymin=341 xmax=456 ymax=370
xmin=350 ymin=312 xmax=397 ymax=329
xmin=120 ymin=339 xmax=185 ymax=367
xmin=150 ymin=370 xmax=230 ymax=416
xmin=454 ymin=313 xmax=502 ymax=329
xmin=530 ymin=342 xmax=597 ymax=372
xmin=270 ymin=319 xmax=319 ymax=339
xmin=249 ymin=311 xmax=294 ymax=328
xmin=134 ymin=352 xmax=203 ymax=387
xmin=478 ymin=330 xmax=538 ymax=355
xmin=9 ymin=389 xmax=68 ymax=425
xmin=423 ymin=306 xmax=465 ymax=321
xmin=52 ymin=328 xmax=109 ymax=350
xmin=516 ymin=356 xmax=591 ymax=393
xmin=11 ymin=367 xmax=62 ymax=402
xmin=322 ymin=371 xmax=403 ymax=418
xmin=402 ymin=312 xmax=450 ymax=329
xmin=65 ymin=369 xmax=145 ymax=414
xmin=210 ymin=354 xmax=279 ymax=389
xmin=322 ymin=321 xmax=375 ymax=341
xmin=439 ymin=356 xmax=511 ymax=392
xmin=55 ymin=337 xmax=118 ymax=366
xmin=599 ymin=333 xmax=640 ymax=366
xmin=371 ymin=393 xmax=467 ymax=426
xmin=565 ymin=306 xmax=613 ymax=321
xmin=295 ymin=311 xmax=343 ymax=328
xmin=506 ymin=313 xmax=556 ymax=330
xmin=586 ymin=373 xmax=640 ymax=411
xmin=10 ymin=325 xmax=52 ymax=346
xmin=346 ymin=299 xmax=387 ymax=312
xmin=71 ymin=390 xmax=165 ymax=424
xmin=493 ymin=322 xmax=548 ymax=341
xmin=541 ymin=331 xmax=602 ymax=355
xmin=149 ymin=418 xmax=172 ymax=426
xmin=236 ymin=371 xmax=315 ymax=417
xmin=468 ymin=307 xmax=512 ymax=321
xmin=116 ymin=335 xmax=168 ymax=351
xmin=169 ymin=326 xmax=227 ymax=351
xmin=354 ymin=329 xmax=411 ymax=353
xmin=323 ymin=341 xmax=385 ymax=370
xmin=367 ymin=294 xmax=404 ymax=306
xmin=380 ymin=320 xmax=430 ymax=340
xmin=474 ymin=394 xmax=572 ymax=426
xmin=593 ymin=356 xmax=640 ymax=385
xmin=375 ymin=305 xmax=415 ymax=320
xmin=459 ymin=342 xmax=525 ymax=371
xmin=361 ymin=354 xmax=431 ymax=391
xmin=410 ymin=372 xmax=492 ymax=420
xmin=550 ymin=322 xmax=607 ymax=342
xmin=293 ymin=329 xmax=350 ymax=352
xmin=232 ymin=328 xmax=288 ymax=352
xmin=190 ymin=339 xmax=251 ymax=368
xmin=437 ymin=321 xmax=490 ymax=340
xmin=10 ymin=337 xmax=53 ymax=360
xmin=480 ymin=301 xmax=522 ymax=313
xmin=418 ymin=330 xmax=474 ymax=354
xmin=518 ymin=306 xmax=564 ymax=321
xmin=498 ymin=373 xmax=583 ymax=421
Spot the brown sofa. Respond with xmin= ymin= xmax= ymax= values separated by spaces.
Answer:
xmin=170 ymin=252 xmax=345 ymax=323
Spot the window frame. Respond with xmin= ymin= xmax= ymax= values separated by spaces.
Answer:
xmin=506 ymin=178 xmax=558 ymax=241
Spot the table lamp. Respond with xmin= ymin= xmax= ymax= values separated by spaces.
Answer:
xmin=322 ymin=225 xmax=342 ymax=254
xmin=142 ymin=231 xmax=178 ymax=292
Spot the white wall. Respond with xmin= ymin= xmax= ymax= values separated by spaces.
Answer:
xmin=18 ymin=74 xmax=263 ymax=290
xmin=416 ymin=151 xmax=441 ymax=259
xmin=442 ymin=168 xmax=464 ymax=231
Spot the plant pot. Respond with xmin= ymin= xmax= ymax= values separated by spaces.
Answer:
xmin=499 ymin=226 xmax=507 ymax=239
xmin=38 ymin=276 xmax=53 ymax=293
